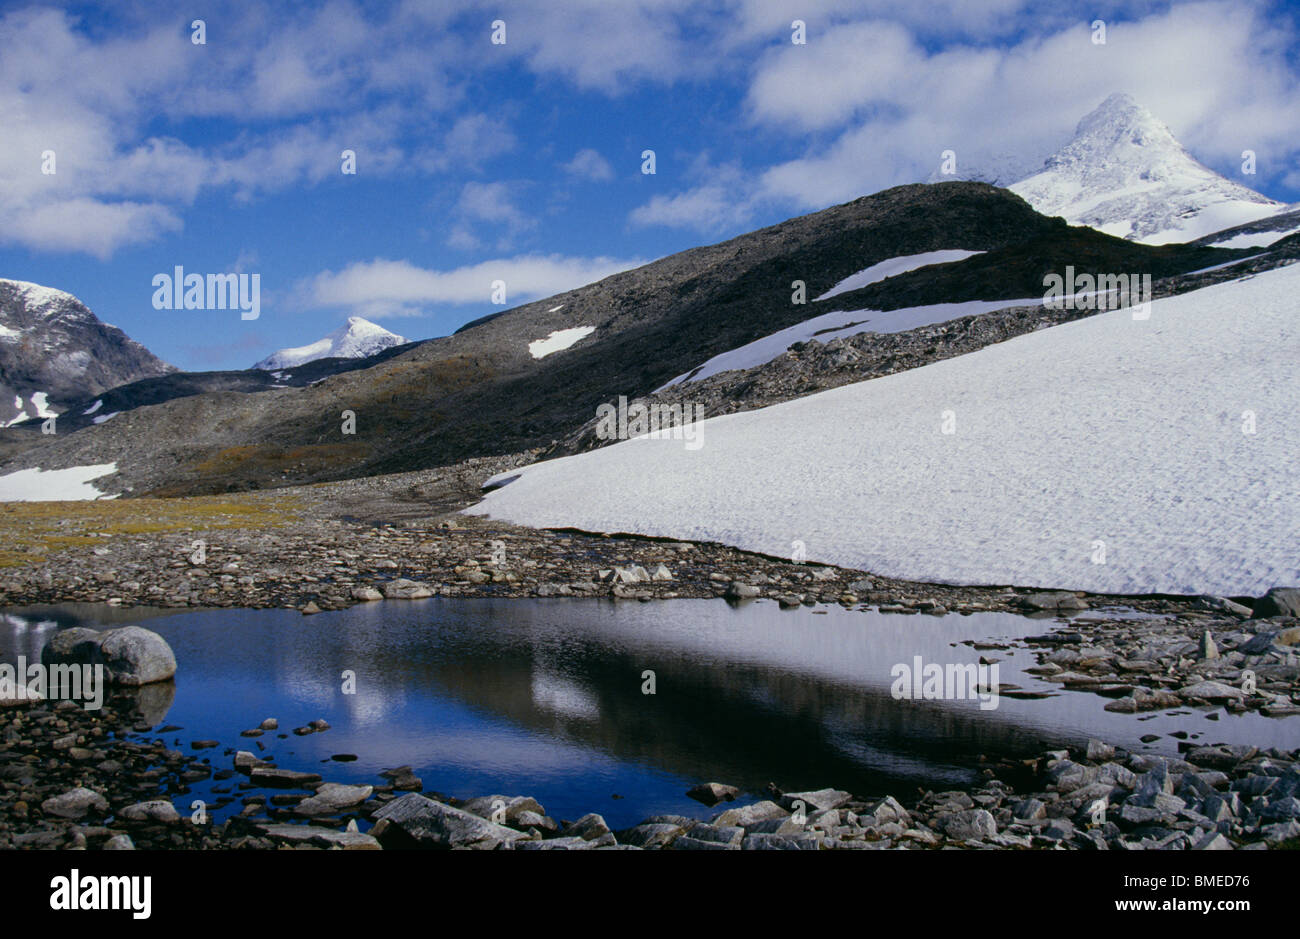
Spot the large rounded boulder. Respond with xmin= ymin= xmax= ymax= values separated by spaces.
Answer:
xmin=42 ymin=625 xmax=177 ymax=686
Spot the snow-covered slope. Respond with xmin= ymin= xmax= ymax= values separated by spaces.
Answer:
xmin=254 ymin=317 xmax=407 ymax=370
xmin=1009 ymin=94 xmax=1284 ymax=244
xmin=470 ymin=264 xmax=1300 ymax=596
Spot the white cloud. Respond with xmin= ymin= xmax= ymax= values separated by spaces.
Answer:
xmin=303 ymin=254 xmax=646 ymax=317
xmin=489 ymin=0 xmax=706 ymax=93
xmin=723 ymin=0 xmax=1042 ymax=46
xmin=448 ymin=180 xmax=537 ymax=250
xmin=6 ymin=198 xmax=182 ymax=260
xmin=0 ymin=3 xmax=508 ymax=256
xmin=629 ymin=162 xmax=758 ymax=232
xmin=415 ymin=113 xmax=517 ymax=173
xmin=562 ymin=148 xmax=614 ymax=181
xmin=456 ymin=181 xmax=531 ymax=226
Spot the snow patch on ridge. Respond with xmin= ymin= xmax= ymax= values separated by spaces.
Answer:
xmin=529 ymin=326 xmax=595 ymax=359
xmin=658 ymin=297 xmax=1041 ymax=389
xmin=29 ymin=392 xmax=56 ymax=419
xmin=2 ymin=391 xmax=58 ymax=426
xmin=1206 ymin=229 xmax=1299 ymax=250
xmin=815 ymin=250 xmax=985 ymax=301
xmin=0 ymin=463 xmax=119 ymax=501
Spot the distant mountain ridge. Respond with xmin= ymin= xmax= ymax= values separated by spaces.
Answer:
xmin=255 ymin=316 xmax=408 ymax=370
xmin=0 ymin=278 xmax=175 ymax=428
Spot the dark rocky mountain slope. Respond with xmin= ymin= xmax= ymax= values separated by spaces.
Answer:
xmin=0 ymin=183 xmax=1264 ymax=497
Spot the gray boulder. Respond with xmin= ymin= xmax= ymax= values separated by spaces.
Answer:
xmin=617 ymin=823 xmax=686 ymax=848
xmin=382 ymin=579 xmax=433 ymax=600
xmin=294 ymin=783 xmax=373 ymax=817
xmin=42 ymin=627 xmax=103 ymax=662
xmin=779 ymin=788 xmax=851 ymax=812
xmin=724 ymin=582 xmax=761 ymax=600
xmin=935 ymin=808 xmax=997 ymax=841
xmin=259 ymin=824 xmax=381 ymax=850
xmin=562 ymin=812 xmax=612 ymax=841
xmin=1178 ymin=680 xmax=1246 ymax=702
xmin=117 ymin=800 xmax=181 ymax=823
xmin=512 ymin=836 xmax=599 ymax=850
xmin=42 ymin=625 xmax=177 ymax=686
xmin=249 ymin=767 xmax=322 ymax=788
xmin=687 ymin=782 xmax=739 ymax=806
xmin=713 ymin=800 xmax=788 ymax=828
xmin=42 ymin=787 xmax=108 ymax=819
xmin=373 ymin=793 xmax=525 ymax=849
xmin=99 ymin=627 xmax=178 ymax=685
xmin=742 ymin=832 xmax=823 ymax=850
xmin=1021 ymin=591 xmax=1087 ymax=611
xmin=672 ymin=835 xmax=739 ymax=850
xmin=859 ymin=795 xmax=912 ymax=828
xmin=461 ymin=794 xmax=546 ymax=826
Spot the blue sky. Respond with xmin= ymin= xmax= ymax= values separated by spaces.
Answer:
xmin=3 ymin=0 xmax=1300 ymax=371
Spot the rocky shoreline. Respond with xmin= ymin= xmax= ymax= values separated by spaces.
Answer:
xmin=3 ymin=690 xmax=1298 ymax=851
xmin=0 ymin=458 xmax=1265 ymax=626
xmin=4 ymin=476 xmax=1297 ymax=727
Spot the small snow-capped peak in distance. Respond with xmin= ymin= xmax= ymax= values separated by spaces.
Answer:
xmin=254 ymin=316 xmax=408 ymax=370
xmin=1010 ymin=93 xmax=1284 ymax=244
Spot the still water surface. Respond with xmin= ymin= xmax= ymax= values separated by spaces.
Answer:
xmin=3 ymin=599 xmax=1294 ymax=828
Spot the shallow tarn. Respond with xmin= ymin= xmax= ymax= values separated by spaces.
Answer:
xmin=3 ymin=598 xmax=1296 ymax=829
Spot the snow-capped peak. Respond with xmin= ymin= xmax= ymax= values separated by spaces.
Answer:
xmin=1009 ymin=93 xmax=1284 ymax=244
xmin=254 ymin=316 xmax=407 ymax=370
xmin=0 ymin=278 xmax=83 ymax=316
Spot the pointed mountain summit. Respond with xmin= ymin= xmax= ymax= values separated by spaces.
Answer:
xmin=1010 ymin=93 xmax=1284 ymax=244
xmin=255 ymin=316 xmax=408 ymax=370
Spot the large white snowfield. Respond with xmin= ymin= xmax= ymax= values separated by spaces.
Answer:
xmin=470 ymin=264 xmax=1300 ymax=596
